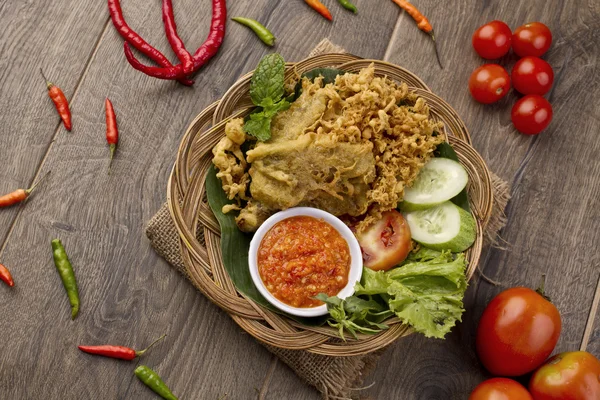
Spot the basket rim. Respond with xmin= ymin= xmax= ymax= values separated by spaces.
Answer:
xmin=166 ymin=54 xmax=494 ymax=356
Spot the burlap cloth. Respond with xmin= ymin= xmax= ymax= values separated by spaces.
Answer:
xmin=146 ymin=40 xmax=511 ymax=399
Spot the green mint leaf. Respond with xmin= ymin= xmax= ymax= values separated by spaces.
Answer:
xmin=250 ymin=53 xmax=285 ymax=106
xmin=243 ymin=112 xmax=272 ymax=142
xmin=264 ymin=99 xmax=290 ymax=116
xmin=243 ymin=99 xmax=290 ymax=142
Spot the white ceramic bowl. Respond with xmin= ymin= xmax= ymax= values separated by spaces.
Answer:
xmin=248 ymin=207 xmax=363 ymax=318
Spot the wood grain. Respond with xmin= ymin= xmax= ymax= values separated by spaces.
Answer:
xmin=361 ymin=1 xmax=600 ymax=399
xmin=581 ymin=275 xmax=600 ymax=352
xmin=263 ymin=0 xmax=600 ymax=398
xmin=1 ymin=0 xmax=600 ymax=398
xmin=0 ymin=0 xmax=109 ymax=246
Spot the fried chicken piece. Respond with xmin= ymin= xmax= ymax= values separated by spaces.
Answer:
xmin=212 ymin=65 xmax=444 ymax=233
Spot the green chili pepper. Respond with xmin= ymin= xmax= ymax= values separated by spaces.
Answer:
xmin=231 ymin=17 xmax=275 ymax=46
xmin=51 ymin=239 xmax=80 ymax=320
xmin=135 ymin=365 xmax=178 ymax=400
xmin=337 ymin=0 xmax=358 ymax=13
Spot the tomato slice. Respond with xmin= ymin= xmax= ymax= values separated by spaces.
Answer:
xmin=355 ymin=210 xmax=411 ymax=271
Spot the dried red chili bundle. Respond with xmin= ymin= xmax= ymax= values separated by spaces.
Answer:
xmin=391 ymin=0 xmax=443 ymax=68
xmin=40 ymin=69 xmax=72 ymax=131
xmin=78 ymin=334 xmax=166 ymax=360
xmin=122 ymin=0 xmax=227 ymax=81
xmin=107 ymin=0 xmax=194 ymax=86
xmin=305 ymin=0 xmax=333 ymax=21
xmin=0 ymin=264 xmax=14 ymax=287
xmin=0 ymin=171 xmax=51 ymax=208
xmin=105 ymin=98 xmax=119 ymax=173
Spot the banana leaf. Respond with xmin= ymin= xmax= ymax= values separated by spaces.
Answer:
xmin=205 ymin=165 xmax=327 ymax=326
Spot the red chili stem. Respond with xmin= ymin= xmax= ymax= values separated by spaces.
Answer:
xmin=78 ymin=334 xmax=167 ymax=360
xmin=107 ymin=0 xmax=194 ymax=86
xmin=105 ymin=98 xmax=119 ymax=173
xmin=0 ymin=263 xmax=14 ymax=287
xmin=162 ymin=0 xmax=194 ymax=74
xmin=40 ymin=69 xmax=72 ymax=131
xmin=124 ymin=0 xmax=226 ymax=80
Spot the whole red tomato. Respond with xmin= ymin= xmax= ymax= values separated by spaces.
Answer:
xmin=512 ymin=56 xmax=554 ymax=95
xmin=529 ymin=351 xmax=600 ymax=400
xmin=469 ymin=64 xmax=510 ymax=104
xmin=469 ymin=378 xmax=533 ymax=400
xmin=511 ymin=95 xmax=553 ymax=135
xmin=472 ymin=20 xmax=512 ymax=59
xmin=476 ymin=287 xmax=561 ymax=376
xmin=513 ymin=22 xmax=553 ymax=57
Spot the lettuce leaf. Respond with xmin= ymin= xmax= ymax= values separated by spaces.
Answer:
xmin=354 ymin=250 xmax=468 ymax=339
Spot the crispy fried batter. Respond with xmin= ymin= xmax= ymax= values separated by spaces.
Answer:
xmin=212 ymin=65 xmax=444 ymax=232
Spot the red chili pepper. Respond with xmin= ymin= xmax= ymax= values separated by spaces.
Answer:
xmin=123 ymin=0 xmax=227 ymax=81
xmin=107 ymin=0 xmax=194 ymax=86
xmin=0 ymin=171 xmax=51 ymax=208
xmin=78 ymin=334 xmax=166 ymax=360
xmin=0 ymin=264 xmax=14 ymax=287
xmin=305 ymin=0 xmax=333 ymax=21
xmin=105 ymin=98 xmax=119 ymax=173
xmin=40 ymin=69 xmax=72 ymax=131
xmin=162 ymin=0 xmax=194 ymax=75
xmin=391 ymin=0 xmax=443 ymax=68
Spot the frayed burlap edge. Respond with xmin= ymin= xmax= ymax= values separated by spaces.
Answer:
xmin=145 ymin=39 xmax=512 ymax=400
xmin=486 ymin=172 xmax=511 ymax=248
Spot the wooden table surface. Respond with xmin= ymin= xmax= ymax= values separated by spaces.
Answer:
xmin=1 ymin=0 xmax=599 ymax=398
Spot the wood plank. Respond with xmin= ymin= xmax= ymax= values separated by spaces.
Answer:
xmin=360 ymin=0 xmax=600 ymax=398
xmin=582 ymin=275 xmax=600 ymax=354
xmin=0 ymin=0 xmax=109 ymax=245
xmin=2 ymin=0 xmax=598 ymax=399
xmin=265 ymin=0 xmax=600 ymax=398
xmin=0 ymin=0 xmax=299 ymax=397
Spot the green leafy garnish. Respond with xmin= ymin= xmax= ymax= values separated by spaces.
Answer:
xmin=244 ymin=53 xmax=290 ymax=141
xmin=315 ymin=293 xmax=393 ymax=340
xmin=354 ymin=249 xmax=468 ymax=339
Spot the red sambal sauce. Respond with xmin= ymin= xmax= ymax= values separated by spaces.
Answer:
xmin=257 ymin=216 xmax=351 ymax=308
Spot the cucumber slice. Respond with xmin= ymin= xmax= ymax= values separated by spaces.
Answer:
xmin=403 ymin=201 xmax=476 ymax=252
xmin=400 ymin=158 xmax=468 ymax=211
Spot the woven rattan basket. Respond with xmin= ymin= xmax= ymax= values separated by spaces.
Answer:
xmin=167 ymin=54 xmax=494 ymax=356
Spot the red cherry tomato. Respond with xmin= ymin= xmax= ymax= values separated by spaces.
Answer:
xmin=469 ymin=64 xmax=510 ymax=104
xmin=512 ymin=56 xmax=554 ymax=95
xmin=529 ymin=351 xmax=600 ymax=400
xmin=511 ymin=95 xmax=553 ymax=135
xmin=513 ymin=22 xmax=553 ymax=57
xmin=476 ymin=287 xmax=561 ymax=376
xmin=469 ymin=378 xmax=533 ymax=400
xmin=355 ymin=210 xmax=411 ymax=271
xmin=472 ymin=20 xmax=512 ymax=59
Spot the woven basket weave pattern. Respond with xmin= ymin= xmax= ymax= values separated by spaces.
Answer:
xmin=167 ymin=55 xmax=494 ymax=356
